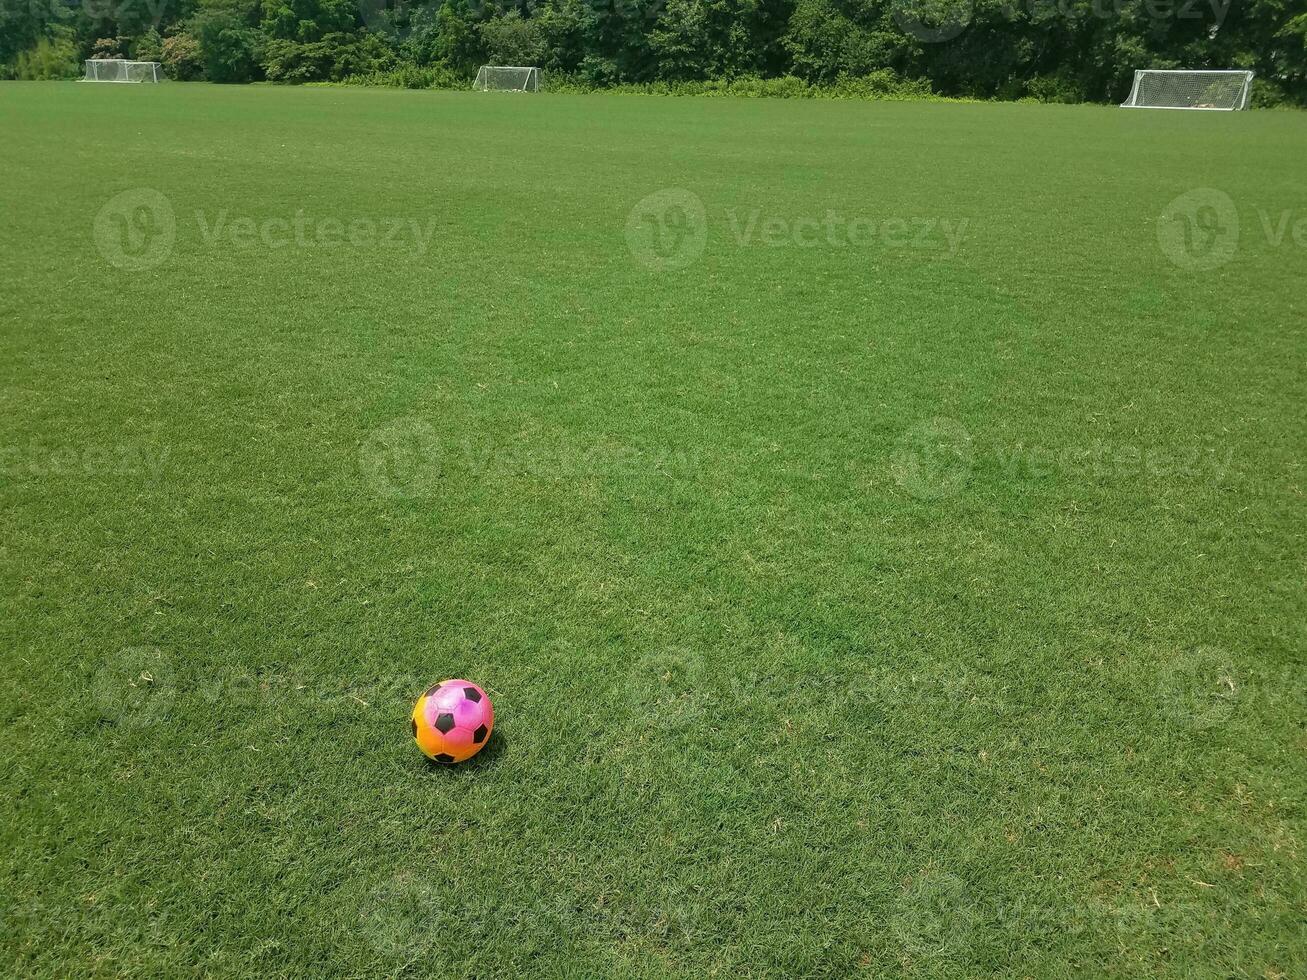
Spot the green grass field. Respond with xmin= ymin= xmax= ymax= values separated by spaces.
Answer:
xmin=1 ymin=81 xmax=1304 ymax=977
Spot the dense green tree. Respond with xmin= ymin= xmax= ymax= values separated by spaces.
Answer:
xmin=534 ymin=0 xmax=598 ymax=72
xmin=480 ymin=10 xmax=547 ymax=63
xmin=1217 ymin=0 xmax=1307 ymax=103
xmin=0 ymin=3 xmax=47 ymax=66
xmin=261 ymin=0 xmax=359 ymax=41
xmin=192 ymin=0 xmax=266 ymax=80
xmin=403 ymin=0 xmax=483 ymax=71
xmin=586 ymin=0 xmax=661 ymax=80
xmin=784 ymin=0 xmax=905 ymax=83
xmin=649 ymin=0 xmax=780 ymax=80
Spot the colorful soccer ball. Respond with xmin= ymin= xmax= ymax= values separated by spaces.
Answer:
xmin=411 ymin=679 xmax=493 ymax=764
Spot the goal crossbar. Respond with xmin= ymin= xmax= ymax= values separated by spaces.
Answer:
xmin=1121 ymin=69 xmax=1253 ymax=111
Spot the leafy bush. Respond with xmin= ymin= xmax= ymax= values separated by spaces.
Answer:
xmin=340 ymin=64 xmax=461 ymax=89
xmin=13 ymin=33 xmax=80 ymax=80
xmin=828 ymin=70 xmax=933 ymax=100
xmin=543 ymin=69 xmax=940 ymax=101
xmin=577 ymin=55 xmax=618 ymax=88
xmin=262 ymin=32 xmax=393 ymax=83
xmin=162 ymin=32 xmax=205 ymax=80
xmin=1250 ymin=77 xmax=1290 ymax=108
xmin=1026 ymin=74 xmax=1086 ymax=105
xmin=135 ymin=29 xmax=164 ymax=63
xmin=90 ymin=37 xmax=127 ymax=61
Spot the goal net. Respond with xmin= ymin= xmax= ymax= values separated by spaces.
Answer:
xmin=1121 ymin=70 xmax=1253 ymax=110
xmin=84 ymin=60 xmax=163 ymax=83
xmin=473 ymin=66 xmax=540 ymax=92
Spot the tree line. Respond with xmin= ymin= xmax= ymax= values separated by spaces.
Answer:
xmin=3 ymin=0 xmax=1304 ymax=105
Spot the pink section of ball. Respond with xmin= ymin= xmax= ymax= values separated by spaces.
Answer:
xmin=453 ymin=698 xmax=484 ymax=728
xmin=423 ymin=679 xmax=492 ymax=729
xmin=430 ymin=682 xmax=467 ymax=712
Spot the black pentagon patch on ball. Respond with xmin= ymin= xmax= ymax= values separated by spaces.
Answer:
xmin=433 ymin=753 xmax=454 ymax=764
xmin=434 ymin=712 xmax=455 ymax=733
xmin=473 ymin=724 xmax=487 ymax=744
xmin=410 ymin=718 xmax=417 ymax=738
xmin=463 ymin=687 xmax=482 ymax=702
xmin=424 ymin=684 xmax=441 ymax=698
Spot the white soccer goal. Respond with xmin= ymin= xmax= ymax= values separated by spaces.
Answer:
xmin=83 ymin=60 xmax=163 ymax=83
xmin=1121 ymin=69 xmax=1253 ymax=111
xmin=473 ymin=66 xmax=540 ymax=92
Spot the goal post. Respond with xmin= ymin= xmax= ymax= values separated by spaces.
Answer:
xmin=83 ymin=60 xmax=163 ymax=83
xmin=1121 ymin=70 xmax=1253 ymax=111
xmin=473 ymin=66 xmax=540 ymax=92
